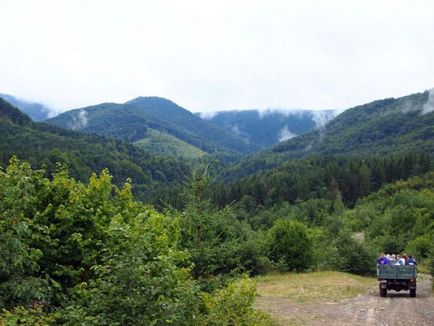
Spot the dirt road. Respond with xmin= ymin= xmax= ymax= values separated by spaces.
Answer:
xmin=255 ymin=274 xmax=434 ymax=326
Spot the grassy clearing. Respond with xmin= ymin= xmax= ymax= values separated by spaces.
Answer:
xmin=255 ymin=271 xmax=375 ymax=304
xmin=135 ymin=128 xmax=206 ymax=159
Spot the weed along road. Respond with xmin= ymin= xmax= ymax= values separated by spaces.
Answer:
xmin=254 ymin=271 xmax=434 ymax=325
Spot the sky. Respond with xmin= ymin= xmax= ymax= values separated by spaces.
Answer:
xmin=1 ymin=0 xmax=434 ymax=113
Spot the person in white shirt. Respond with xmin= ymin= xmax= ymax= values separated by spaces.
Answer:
xmin=394 ymin=254 xmax=405 ymax=265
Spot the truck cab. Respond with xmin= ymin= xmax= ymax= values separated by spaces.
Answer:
xmin=377 ymin=264 xmax=417 ymax=297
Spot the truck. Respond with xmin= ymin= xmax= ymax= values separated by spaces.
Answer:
xmin=377 ymin=264 xmax=417 ymax=297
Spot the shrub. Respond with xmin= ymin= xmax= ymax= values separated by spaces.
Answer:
xmin=267 ymin=219 xmax=313 ymax=271
xmin=332 ymin=233 xmax=375 ymax=276
xmin=201 ymin=277 xmax=276 ymax=326
xmin=59 ymin=211 xmax=202 ymax=326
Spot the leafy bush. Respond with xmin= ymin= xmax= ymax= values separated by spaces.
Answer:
xmin=332 ymin=233 xmax=375 ymax=276
xmin=406 ymin=233 xmax=434 ymax=260
xmin=310 ymin=227 xmax=339 ymax=270
xmin=201 ymin=277 xmax=276 ymax=326
xmin=59 ymin=211 xmax=201 ymax=326
xmin=267 ymin=219 xmax=313 ymax=271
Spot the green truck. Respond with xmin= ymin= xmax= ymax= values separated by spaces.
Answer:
xmin=377 ymin=264 xmax=417 ymax=297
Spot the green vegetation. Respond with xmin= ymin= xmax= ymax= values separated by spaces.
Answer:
xmin=0 ymin=158 xmax=275 ymax=325
xmin=216 ymin=153 xmax=431 ymax=209
xmin=135 ymin=128 xmax=206 ymax=159
xmin=170 ymin=170 xmax=271 ymax=287
xmin=344 ymin=173 xmax=434 ymax=265
xmin=267 ymin=220 xmax=312 ymax=271
xmin=6 ymin=155 xmax=431 ymax=323
xmin=213 ymin=165 xmax=434 ymax=277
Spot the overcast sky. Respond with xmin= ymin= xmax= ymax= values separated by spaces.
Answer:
xmin=1 ymin=0 xmax=434 ymax=113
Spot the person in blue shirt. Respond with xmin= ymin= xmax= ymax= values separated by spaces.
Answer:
xmin=377 ymin=253 xmax=389 ymax=265
xmin=407 ymin=255 xmax=417 ymax=265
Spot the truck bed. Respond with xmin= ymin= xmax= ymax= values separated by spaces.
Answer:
xmin=377 ymin=265 xmax=417 ymax=279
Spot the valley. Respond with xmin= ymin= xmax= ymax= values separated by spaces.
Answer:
xmin=1 ymin=89 xmax=434 ymax=325
xmin=2 ymin=2 xmax=434 ymax=324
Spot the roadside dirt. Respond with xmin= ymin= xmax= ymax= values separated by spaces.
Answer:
xmin=255 ymin=274 xmax=434 ymax=326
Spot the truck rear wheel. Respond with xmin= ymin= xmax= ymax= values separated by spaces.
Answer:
xmin=380 ymin=287 xmax=387 ymax=297
xmin=410 ymin=289 xmax=416 ymax=297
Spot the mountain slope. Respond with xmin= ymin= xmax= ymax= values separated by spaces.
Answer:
xmin=134 ymin=129 xmax=206 ymax=159
xmin=0 ymin=97 xmax=190 ymax=204
xmin=0 ymin=93 xmax=52 ymax=121
xmin=274 ymin=90 xmax=434 ymax=156
xmin=224 ymin=90 xmax=434 ymax=179
xmin=198 ymin=109 xmax=336 ymax=149
xmin=46 ymin=97 xmax=257 ymax=160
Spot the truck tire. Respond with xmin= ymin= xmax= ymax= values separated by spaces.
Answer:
xmin=380 ymin=287 xmax=387 ymax=297
xmin=410 ymin=289 xmax=416 ymax=297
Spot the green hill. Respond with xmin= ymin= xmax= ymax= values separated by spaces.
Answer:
xmin=274 ymin=90 xmax=434 ymax=157
xmin=46 ymin=97 xmax=257 ymax=161
xmin=225 ymin=90 xmax=434 ymax=179
xmin=0 ymin=97 xmax=190 ymax=205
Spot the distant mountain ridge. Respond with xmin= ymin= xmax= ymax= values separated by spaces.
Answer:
xmin=4 ymin=93 xmax=337 ymax=160
xmin=197 ymin=109 xmax=336 ymax=149
xmin=46 ymin=97 xmax=259 ymax=161
xmin=223 ymin=89 xmax=434 ymax=179
xmin=6 ymin=89 xmax=434 ymax=171
xmin=0 ymin=93 xmax=52 ymax=121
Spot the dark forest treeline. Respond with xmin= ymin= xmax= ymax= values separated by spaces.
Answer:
xmin=212 ymin=152 xmax=432 ymax=208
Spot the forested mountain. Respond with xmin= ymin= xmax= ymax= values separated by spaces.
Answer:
xmin=274 ymin=90 xmax=434 ymax=156
xmin=0 ymin=98 xmax=190 ymax=205
xmin=2 ymin=90 xmax=434 ymax=325
xmin=225 ymin=90 xmax=434 ymax=179
xmin=0 ymin=93 xmax=52 ymax=121
xmin=198 ymin=109 xmax=336 ymax=149
xmin=46 ymin=97 xmax=257 ymax=160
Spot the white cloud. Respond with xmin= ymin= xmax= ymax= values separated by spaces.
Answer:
xmin=230 ymin=124 xmax=242 ymax=135
xmin=312 ymin=111 xmax=337 ymax=129
xmin=68 ymin=110 xmax=88 ymax=130
xmin=197 ymin=111 xmax=218 ymax=120
xmin=278 ymin=125 xmax=296 ymax=142
xmin=422 ymin=89 xmax=434 ymax=115
xmin=257 ymin=108 xmax=305 ymax=119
